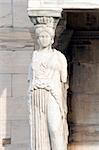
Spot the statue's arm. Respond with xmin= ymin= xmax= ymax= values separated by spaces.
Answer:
xmin=62 ymin=82 xmax=68 ymax=116
xmin=60 ymin=53 xmax=68 ymax=117
xmin=60 ymin=54 xmax=67 ymax=83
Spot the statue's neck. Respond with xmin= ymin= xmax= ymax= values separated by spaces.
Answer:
xmin=39 ymin=46 xmax=53 ymax=53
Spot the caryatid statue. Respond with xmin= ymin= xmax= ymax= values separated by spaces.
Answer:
xmin=28 ymin=16 xmax=68 ymax=150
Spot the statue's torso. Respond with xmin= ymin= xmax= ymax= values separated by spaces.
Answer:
xmin=32 ymin=50 xmax=62 ymax=90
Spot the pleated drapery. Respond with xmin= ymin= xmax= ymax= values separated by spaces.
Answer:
xmin=31 ymin=89 xmax=51 ymax=150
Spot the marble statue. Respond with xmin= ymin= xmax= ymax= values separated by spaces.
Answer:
xmin=28 ymin=18 xmax=68 ymax=150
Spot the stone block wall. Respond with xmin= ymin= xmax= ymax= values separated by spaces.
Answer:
xmin=0 ymin=0 xmax=32 ymax=28
xmin=0 ymin=0 xmax=34 ymax=149
xmin=0 ymin=29 xmax=35 ymax=150
xmin=0 ymin=28 xmax=34 ymax=149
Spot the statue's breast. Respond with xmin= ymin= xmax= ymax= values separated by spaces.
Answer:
xmin=32 ymin=51 xmax=60 ymax=79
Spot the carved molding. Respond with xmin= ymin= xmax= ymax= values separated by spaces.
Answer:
xmin=30 ymin=16 xmax=59 ymax=29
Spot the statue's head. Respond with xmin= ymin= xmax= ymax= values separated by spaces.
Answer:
xmin=35 ymin=25 xmax=55 ymax=48
xmin=30 ymin=16 xmax=56 ymax=49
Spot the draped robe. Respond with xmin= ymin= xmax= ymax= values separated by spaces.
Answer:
xmin=28 ymin=49 xmax=68 ymax=150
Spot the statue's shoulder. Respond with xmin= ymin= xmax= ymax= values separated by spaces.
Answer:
xmin=54 ymin=49 xmax=67 ymax=61
xmin=32 ymin=50 xmax=38 ymax=59
xmin=32 ymin=50 xmax=38 ymax=55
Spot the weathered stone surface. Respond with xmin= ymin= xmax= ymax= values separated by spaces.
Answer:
xmin=11 ymin=120 xmax=30 ymax=145
xmin=0 ymin=144 xmax=29 ymax=150
xmin=72 ymin=43 xmax=94 ymax=63
xmin=0 ymin=28 xmax=33 ymax=40
xmin=69 ymin=124 xmax=99 ymax=143
xmin=12 ymin=74 xmax=28 ymax=97
xmin=0 ymin=74 xmax=11 ymax=97
xmin=0 ymin=120 xmax=30 ymax=149
xmin=0 ymin=51 xmax=33 ymax=73
xmin=68 ymin=29 xmax=99 ymax=148
xmin=0 ymin=121 xmax=11 ymax=138
xmin=72 ymin=38 xmax=99 ymax=64
xmin=91 ymin=40 xmax=99 ymax=63
xmin=68 ymin=143 xmax=99 ymax=150
xmin=67 ymin=12 xmax=99 ymax=30
xmin=69 ymin=93 xmax=99 ymax=143
xmin=0 ymin=97 xmax=29 ymax=121
xmin=0 ymin=1 xmax=12 ymax=27
xmin=0 ymin=0 xmax=32 ymax=28
xmin=0 ymin=29 xmax=34 ymax=51
xmin=71 ymin=94 xmax=99 ymax=124
xmin=13 ymin=0 xmax=32 ymax=28
xmin=71 ymin=63 xmax=99 ymax=94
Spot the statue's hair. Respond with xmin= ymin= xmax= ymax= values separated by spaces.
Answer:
xmin=35 ymin=24 xmax=55 ymax=38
